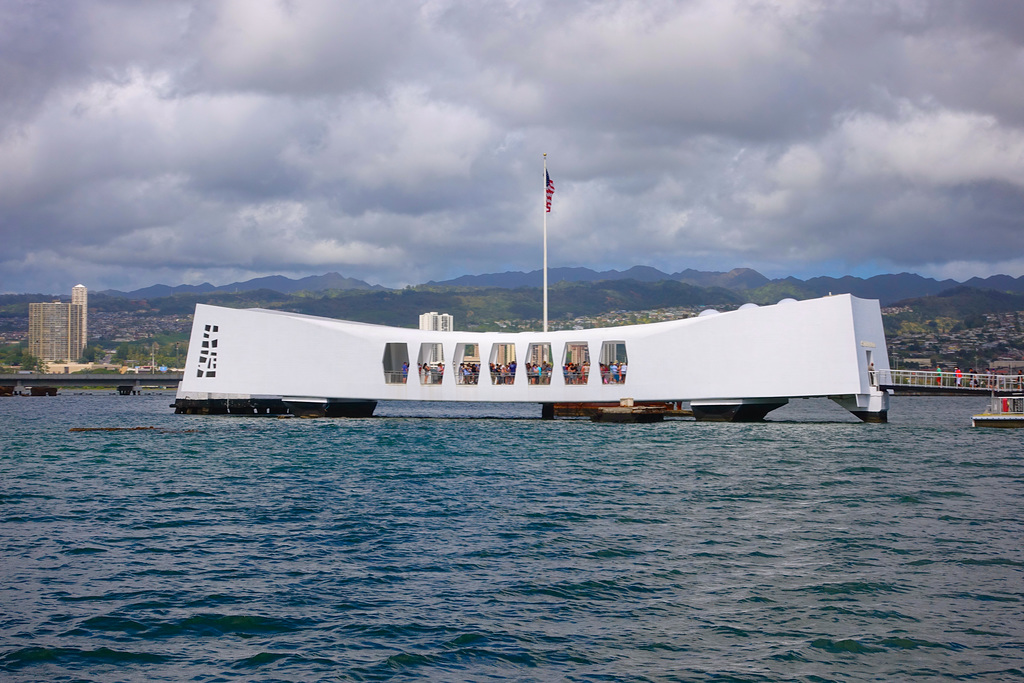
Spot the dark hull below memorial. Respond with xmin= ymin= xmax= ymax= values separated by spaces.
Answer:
xmin=174 ymin=397 xmax=378 ymax=417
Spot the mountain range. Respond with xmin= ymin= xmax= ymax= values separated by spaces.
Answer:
xmin=101 ymin=272 xmax=385 ymax=299
xmin=101 ymin=267 xmax=1024 ymax=307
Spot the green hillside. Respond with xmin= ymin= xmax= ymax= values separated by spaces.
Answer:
xmin=129 ymin=279 xmax=744 ymax=329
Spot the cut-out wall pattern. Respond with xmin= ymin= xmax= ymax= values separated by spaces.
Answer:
xmin=196 ymin=324 xmax=219 ymax=378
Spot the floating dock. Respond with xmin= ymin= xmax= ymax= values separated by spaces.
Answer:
xmin=972 ymin=396 xmax=1024 ymax=428
xmin=552 ymin=401 xmax=689 ymax=419
xmin=590 ymin=399 xmax=667 ymax=423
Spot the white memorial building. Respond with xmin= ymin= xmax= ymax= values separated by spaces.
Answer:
xmin=174 ymin=293 xmax=891 ymax=422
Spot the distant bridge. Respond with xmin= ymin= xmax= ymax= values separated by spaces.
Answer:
xmin=874 ymin=369 xmax=1022 ymax=396
xmin=0 ymin=372 xmax=183 ymax=395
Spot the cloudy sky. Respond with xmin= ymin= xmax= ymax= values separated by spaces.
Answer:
xmin=2 ymin=0 xmax=1023 ymax=294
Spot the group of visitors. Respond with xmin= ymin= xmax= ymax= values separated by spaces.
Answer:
xmin=418 ymin=362 xmax=444 ymax=385
xmin=598 ymin=361 xmax=627 ymax=384
xmin=525 ymin=362 xmax=553 ymax=385
xmin=458 ymin=362 xmax=480 ymax=385
xmin=490 ymin=361 xmax=517 ymax=385
xmin=931 ymin=366 xmax=1023 ymax=390
xmin=451 ymin=360 xmax=561 ymax=386
xmin=563 ymin=362 xmax=590 ymax=385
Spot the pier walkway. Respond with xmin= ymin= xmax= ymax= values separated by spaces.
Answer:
xmin=0 ymin=372 xmax=182 ymax=395
xmin=874 ymin=369 xmax=1023 ymax=396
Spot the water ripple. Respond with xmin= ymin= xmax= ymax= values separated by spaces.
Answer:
xmin=1 ymin=394 xmax=1022 ymax=681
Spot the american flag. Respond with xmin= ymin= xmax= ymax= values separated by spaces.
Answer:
xmin=545 ymin=171 xmax=555 ymax=212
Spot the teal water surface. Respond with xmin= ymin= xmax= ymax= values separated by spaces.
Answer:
xmin=1 ymin=393 xmax=1022 ymax=681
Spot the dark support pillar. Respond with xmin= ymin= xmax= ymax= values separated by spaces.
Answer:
xmin=541 ymin=403 xmax=555 ymax=420
xmin=850 ymin=410 xmax=888 ymax=423
xmin=690 ymin=399 xmax=788 ymax=422
xmin=830 ymin=393 xmax=890 ymax=424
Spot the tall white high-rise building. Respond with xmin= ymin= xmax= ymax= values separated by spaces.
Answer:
xmin=418 ymin=312 xmax=453 ymax=366
xmin=71 ymin=284 xmax=88 ymax=347
xmin=418 ymin=311 xmax=453 ymax=332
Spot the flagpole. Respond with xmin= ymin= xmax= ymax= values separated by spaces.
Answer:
xmin=542 ymin=153 xmax=549 ymax=334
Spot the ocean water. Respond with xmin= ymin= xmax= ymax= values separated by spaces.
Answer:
xmin=1 ymin=392 xmax=1022 ymax=682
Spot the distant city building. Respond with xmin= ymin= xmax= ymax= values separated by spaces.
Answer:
xmin=72 ymin=284 xmax=88 ymax=346
xmin=418 ymin=312 xmax=453 ymax=366
xmin=28 ymin=285 xmax=88 ymax=362
xmin=418 ymin=311 xmax=454 ymax=332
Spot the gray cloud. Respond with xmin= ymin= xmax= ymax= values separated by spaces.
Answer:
xmin=1 ymin=0 xmax=1023 ymax=294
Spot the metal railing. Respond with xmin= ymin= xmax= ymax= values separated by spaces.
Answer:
xmin=525 ymin=369 xmax=552 ymax=385
xmin=419 ymin=367 xmax=444 ymax=385
xmin=456 ymin=371 xmax=480 ymax=385
xmin=873 ymin=369 xmax=1024 ymax=393
xmin=490 ymin=374 xmax=515 ymax=385
xmin=984 ymin=395 xmax=1024 ymax=414
xmin=563 ymin=369 xmax=589 ymax=385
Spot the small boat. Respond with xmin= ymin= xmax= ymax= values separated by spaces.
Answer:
xmin=972 ymin=396 xmax=1024 ymax=428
